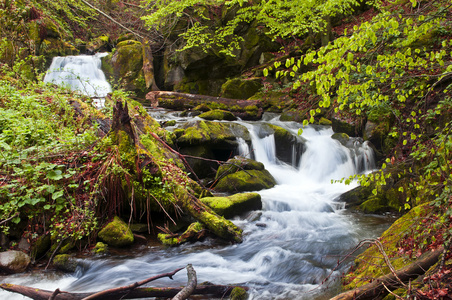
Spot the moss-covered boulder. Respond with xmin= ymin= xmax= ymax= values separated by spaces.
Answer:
xmin=102 ymin=40 xmax=148 ymax=96
xmin=175 ymin=120 xmax=251 ymax=178
xmin=221 ymin=78 xmax=262 ymax=100
xmin=215 ymin=169 xmax=276 ymax=193
xmin=0 ymin=250 xmax=30 ymax=274
xmin=201 ymin=193 xmax=262 ymax=218
xmin=343 ymin=204 xmax=428 ymax=290
xmin=98 ymin=216 xmax=134 ymax=247
xmin=254 ymin=124 xmax=306 ymax=166
xmin=216 ymin=156 xmax=265 ymax=179
xmin=279 ymin=109 xmax=307 ymax=122
xmin=215 ymin=157 xmax=276 ymax=193
xmin=363 ymin=106 xmax=395 ymax=155
xmin=331 ymin=117 xmax=362 ymax=137
xmin=53 ymin=254 xmax=79 ymax=272
xmin=199 ymin=109 xmax=237 ymax=121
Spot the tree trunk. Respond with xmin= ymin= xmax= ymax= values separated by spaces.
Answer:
xmin=109 ymin=100 xmax=242 ymax=243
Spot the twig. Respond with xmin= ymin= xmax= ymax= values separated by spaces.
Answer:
xmin=0 ymin=212 xmax=19 ymax=226
xmin=48 ymin=288 xmax=61 ymax=300
xmin=172 ymin=264 xmax=197 ymax=300
xmin=81 ymin=267 xmax=184 ymax=300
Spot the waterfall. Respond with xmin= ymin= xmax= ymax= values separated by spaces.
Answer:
xmin=0 ymin=112 xmax=389 ymax=300
xmin=43 ymin=53 xmax=112 ymax=106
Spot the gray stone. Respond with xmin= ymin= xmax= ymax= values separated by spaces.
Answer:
xmin=0 ymin=250 xmax=31 ymax=274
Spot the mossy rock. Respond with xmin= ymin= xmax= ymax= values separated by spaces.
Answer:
xmin=98 ymin=216 xmax=134 ymax=247
xmin=331 ymin=132 xmax=350 ymax=146
xmin=280 ymin=109 xmax=306 ymax=122
xmin=216 ymin=156 xmax=265 ymax=180
xmin=331 ymin=117 xmax=361 ymax=137
xmin=199 ymin=109 xmax=237 ymax=121
xmin=221 ymin=78 xmax=262 ymax=100
xmin=30 ymin=234 xmax=51 ymax=261
xmin=201 ymin=192 xmax=262 ymax=218
xmin=130 ymin=223 xmax=149 ymax=233
xmin=53 ymin=254 xmax=78 ymax=272
xmin=176 ymin=120 xmax=250 ymax=147
xmin=93 ymin=242 xmax=109 ymax=255
xmin=318 ymin=117 xmax=332 ymax=125
xmin=102 ymin=40 xmax=147 ymax=96
xmin=87 ymin=35 xmax=111 ymax=53
xmin=230 ymin=287 xmax=248 ymax=300
xmin=343 ymin=204 xmax=428 ymax=290
xmin=215 ymin=169 xmax=276 ymax=193
xmin=263 ymin=124 xmax=306 ymax=166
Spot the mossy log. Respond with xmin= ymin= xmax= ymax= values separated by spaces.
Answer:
xmin=109 ymin=100 xmax=242 ymax=243
xmin=146 ymin=91 xmax=263 ymax=120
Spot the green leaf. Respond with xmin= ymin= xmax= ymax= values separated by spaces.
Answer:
xmin=47 ymin=170 xmax=63 ymax=181
xmin=263 ymin=68 xmax=269 ymax=77
xmin=52 ymin=190 xmax=64 ymax=200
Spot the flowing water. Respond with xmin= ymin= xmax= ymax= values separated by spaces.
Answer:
xmin=0 ymin=56 xmax=393 ymax=299
xmin=43 ymin=53 xmax=112 ymax=107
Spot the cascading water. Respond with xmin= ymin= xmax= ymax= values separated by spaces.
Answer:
xmin=43 ymin=53 xmax=112 ymax=107
xmin=0 ymin=109 xmax=391 ymax=300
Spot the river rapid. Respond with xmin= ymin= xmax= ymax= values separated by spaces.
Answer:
xmin=0 ymin=55 xmax=394 ymax=300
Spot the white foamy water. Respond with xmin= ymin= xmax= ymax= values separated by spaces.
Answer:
xmin=0 ymin=112 xmax=389 ymax=300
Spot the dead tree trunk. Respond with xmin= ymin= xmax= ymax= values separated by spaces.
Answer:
xmin=108 ymin=100 xmax=242 ymax=242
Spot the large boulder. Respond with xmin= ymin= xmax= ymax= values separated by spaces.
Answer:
xmin=201 ymin=192 xmax=262 ymax=218
xmin=102 ymin=40 xmax=148 ymax=96
xmin=0 ymin=250 xmax=30 ymax=274
xmin=98 ymin=216 xmax=134 ymax=247
xmin=198 ymin=109 xmax=237 ymax=121
xmin=257 ymin=124 xmax=306 ymax=166
xmin=175 ymin=121 xmax=250 ymax=178
xmin=220 ymin=77 xmax=262 ymax=100
xmin=53 ymin=254 xmax=79 ymax=272
xmin=214 ymin=157 xmax=276 ymax=193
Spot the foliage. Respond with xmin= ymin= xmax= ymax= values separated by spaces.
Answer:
xmin=262 ymin=0 xmax=452 ymax=297
xmin=141 ymin=0 xmax=366 ymax=56
xmin=0 ymin=80 xmax=100 ymax=246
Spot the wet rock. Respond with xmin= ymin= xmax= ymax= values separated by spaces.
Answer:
xmin=221 ymin=77 xmax=262 ymax=100
xmin=0 ymin=250 xmax=30 ymax=274
xmin=201 ymin=192 xmax=262 ymax=218
xmin=98 ymin=216 xmax=134 ymax=247
xmin=199 ymin=109 xmax=237 ymax=121
xmin=215 ymin=157 xmax=276 ymax=193
xmin=230 ymin=287 xmax=249 ymax=300
xmin=53 ymin=254 xmax=78 ymax=272
xmin=158 ymin=222 xmax=206 ymax=246
xmin=93 ymin=242 xmax=109 ymax=255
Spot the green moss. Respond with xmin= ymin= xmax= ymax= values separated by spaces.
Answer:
xmin=343 ymin=204 xmax=428 ymax=290
xmin=201 ymin=192 xmax=262 ymax=218
xmin=53 ymin=254 xmax=78 ymax=272
xmin=200 ymin=211 xmax=242 ymax=242
xmin=199 ymin=109 xmax=237 ymax=121
xmin=318 ymin=117 xmax=332 ymax=125
xmin=331 ymin=132 xmax=350 ymax=146
xmin=221 ymin=78 xmax=262 ymax=100
xmin=30 ymin=234 xmax=51 ymax=260
xmin=216 ymin=157 xmax=265 ymax=180
xmin=230 ymin=287 xmax=248 ymax=300
xmin=93 ymin=242 xmax=108 ymax=254
xmin=158 ymin=222 xmax=205 ymax=246
xmin=215 ymin=169 xmax=276 ymax=193
xmin=98 ymin=216 xmax=134 ymax=247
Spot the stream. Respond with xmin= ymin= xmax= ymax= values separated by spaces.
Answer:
xmin=0 ymin=55 xmax=394 ymax=300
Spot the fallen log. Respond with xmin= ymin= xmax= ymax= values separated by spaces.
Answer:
xmin=330 ymin=246 xmax=444 ymax=300
xmin=145 ymin=91 xmax=263 ymax=120
xmin=0 ymin=265 xmax=247 ymax=300
xmin=0 ymin=283 xmax=246 ymax=300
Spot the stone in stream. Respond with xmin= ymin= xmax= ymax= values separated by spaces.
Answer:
xmin=0 ymin=250 xmax=31 ymax=274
